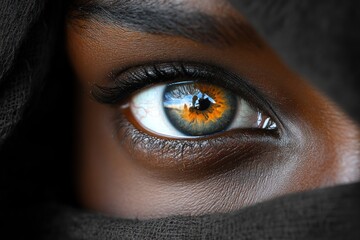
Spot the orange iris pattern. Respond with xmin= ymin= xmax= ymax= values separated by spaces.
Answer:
xmin=181 ymin=83 xmax=229 ymax=125
xmin=164 ymin=81 xmax=237 ymax=136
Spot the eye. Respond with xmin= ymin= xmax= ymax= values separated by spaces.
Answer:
xmin=130 ymin=81 xmax=276 ymax=138
xmin=92 ymin=62 xmax=281 ymax=174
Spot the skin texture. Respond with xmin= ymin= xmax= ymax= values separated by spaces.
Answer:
xmin=67 ymin=0 xmax=360 ymax=219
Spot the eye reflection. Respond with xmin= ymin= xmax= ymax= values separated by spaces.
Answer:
xmin=129 ymin=81 xmax=277 ymax=138
xmin=164 ymin=82 xmax=237 ymax=136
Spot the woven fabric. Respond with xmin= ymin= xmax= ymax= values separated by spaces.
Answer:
xmin=0 ymin=0 xmax=57 ymax=145
xmin=41 ymin=182 xmax=360 ymax=240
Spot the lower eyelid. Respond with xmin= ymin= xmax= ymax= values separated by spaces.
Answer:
xmin=113 ymin=111 xmax=281 ymax=180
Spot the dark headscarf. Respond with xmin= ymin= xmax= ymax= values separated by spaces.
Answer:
xmin=230 ymin=0 xmax=360 ymax=123
xmin=0 ymin=1 xmax=359 ymax=239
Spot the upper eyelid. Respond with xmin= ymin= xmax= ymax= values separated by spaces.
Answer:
xmin=91 ymin=61 xmax=283 ymax=132
xmin=95 ymin=61 xmax=252 ymax=102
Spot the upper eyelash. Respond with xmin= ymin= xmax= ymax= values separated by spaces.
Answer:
xmin=91 ymin=61 xmax=281 ymax=130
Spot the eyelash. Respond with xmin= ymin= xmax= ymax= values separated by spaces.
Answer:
xmin=92 ymin=62 xmax=281 ymax=177
xmin=93 ymin=62 xmax=276 ymax=117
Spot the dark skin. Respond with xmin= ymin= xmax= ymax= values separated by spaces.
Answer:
xmin=67 ymin=0 xmax=359 ymax=219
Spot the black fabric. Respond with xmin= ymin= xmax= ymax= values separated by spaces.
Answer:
xmin=0 ymin=0 xmax=59 ymax=145
xmin=229 ymin=0 xmax=360 ymax=123
xmin=42 ymin=182 xmax=360 ymax=240
xmin=0 ymin=1 xmax=75 ymax=238
xmin=0 ymin=0 xmax=359 ymax=239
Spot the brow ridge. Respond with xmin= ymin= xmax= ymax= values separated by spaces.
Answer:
xmin=68 ymin=0 xmax=262 ymax=48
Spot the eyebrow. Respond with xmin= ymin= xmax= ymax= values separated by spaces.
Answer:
xmin=68 ymin=0 xmax=263 ymax=48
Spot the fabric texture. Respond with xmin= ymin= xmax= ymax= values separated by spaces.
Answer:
xmin=229 ymin=0 xmax=360 ymax=123
xmin=0 ymin=0 xmax=51 ymax=145
xmin=0 ymin=0 xmax=359 ymax=240
xmin=42 ymin=182 xmax=360 ymax=240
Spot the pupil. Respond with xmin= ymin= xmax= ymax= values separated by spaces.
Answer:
xmin=194 ymin=96 xmax=211 ymax=111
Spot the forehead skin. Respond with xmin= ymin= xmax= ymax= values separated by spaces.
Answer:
xmin=68 ymin=0 xmax=360 ymax=219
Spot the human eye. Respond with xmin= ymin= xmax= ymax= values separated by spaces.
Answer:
xmin=92 ymin=62 xmax=281 ymax=176
xmin=128 ymin=80 xmax=275 ymax=138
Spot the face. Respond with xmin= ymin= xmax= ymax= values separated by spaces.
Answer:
xmin=66 ymin=0 xmax=360 ymax=219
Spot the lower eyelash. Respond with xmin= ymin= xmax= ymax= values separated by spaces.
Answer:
xmin=112 ymin=109 xmax=281 ymax=180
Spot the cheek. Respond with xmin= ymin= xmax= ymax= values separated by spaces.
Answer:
xmin=285 ymin=85 xmax=360 ymax=188
xmin=75 ymin=92 xmax=268 ymax=217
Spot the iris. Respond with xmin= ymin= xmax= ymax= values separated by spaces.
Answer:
xmin=164 ymin=82 xmax=237 ymax=136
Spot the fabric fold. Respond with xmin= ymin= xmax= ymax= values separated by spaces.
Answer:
xmin=42 ymin=182 xmax=360 ymax=240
